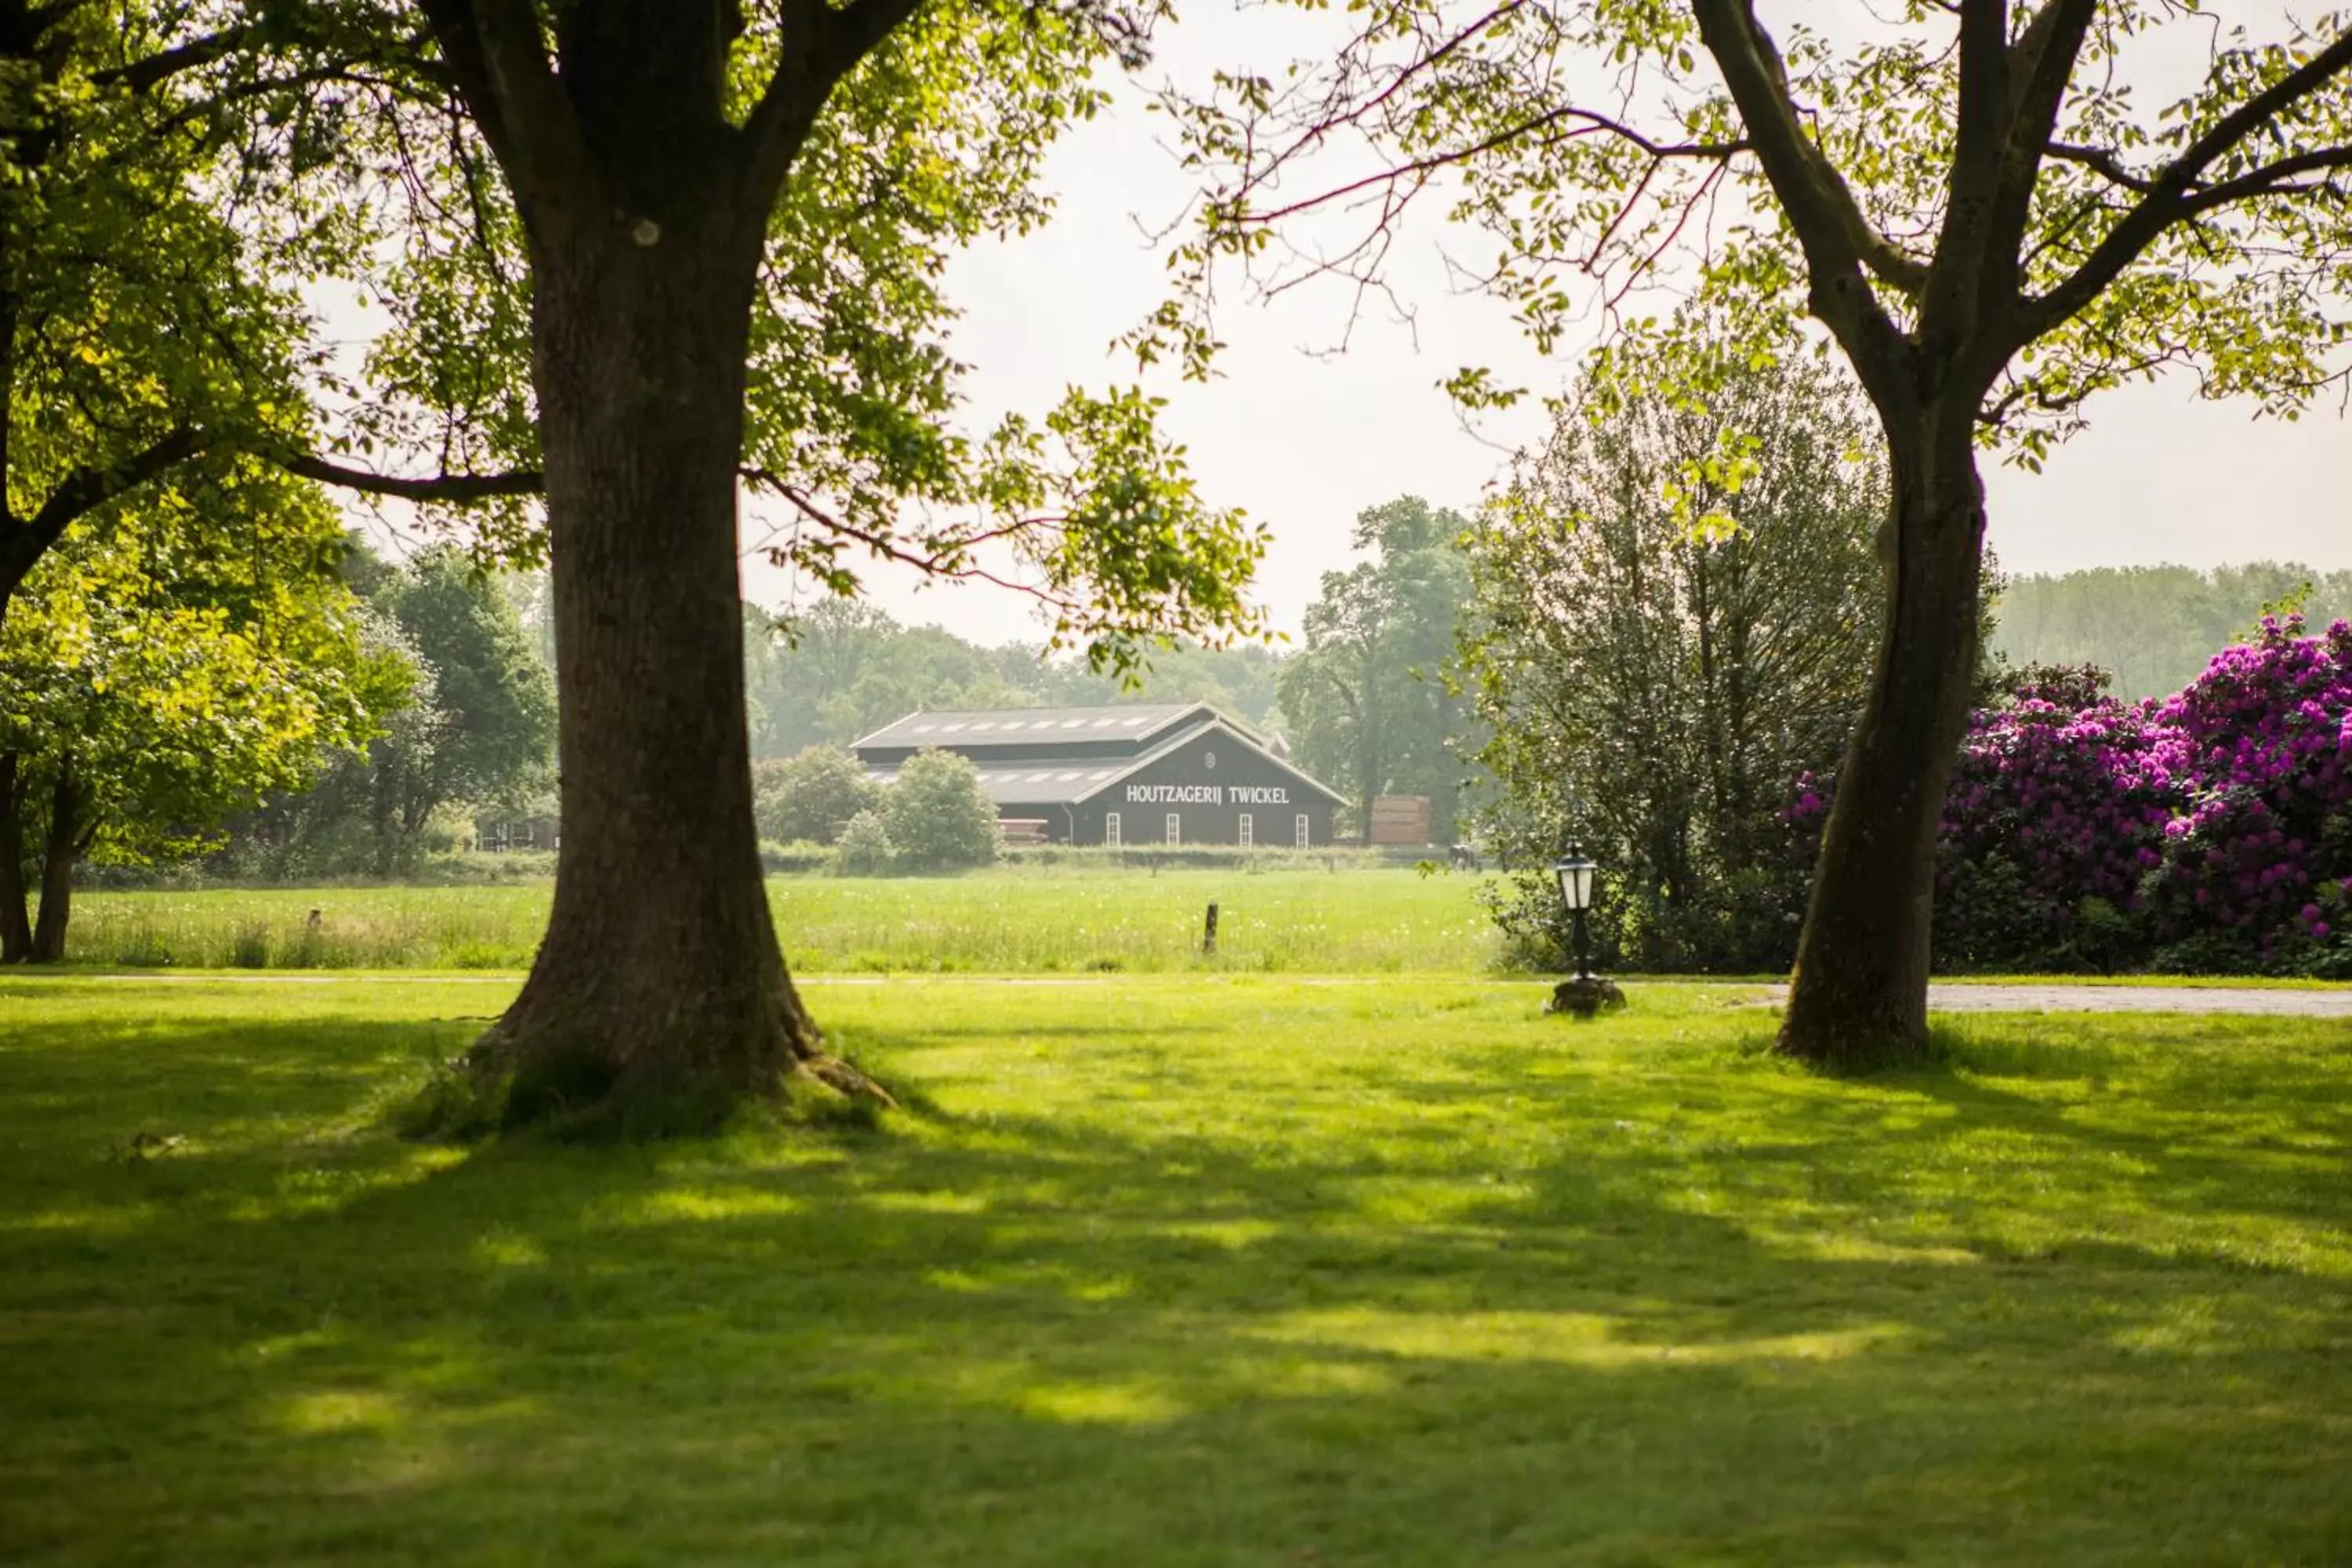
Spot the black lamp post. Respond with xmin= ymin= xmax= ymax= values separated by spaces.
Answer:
xmin=1552 ymin=844 xmax=1597 ymax=979
xmin=1545 ymin=842 xmax=1623 ymax=1017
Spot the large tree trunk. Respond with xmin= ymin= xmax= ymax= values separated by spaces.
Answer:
xmin=1778 ymin=411 xmax=1986 ymax=1067
xmin=463 ymin=204 xmax=875 ymax=1133
xmin=27 ymin=756 xmax=83 ymax=964
xmin=0 ymin=751 xmax=31 ymax=963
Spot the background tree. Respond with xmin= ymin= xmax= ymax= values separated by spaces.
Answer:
xmin=753 ymin=746 xmax=882 ymax=845
xmin=1994 ymin=564 xmax=2352 ymax=699
xmin=316 ymin=0 xmax=1272 ymax=1127
xmin=1276 ymin=497 xmax=1475 ymax=840
xmin=240 ymin=542 xmax=558 ymax=876
xmin=1038 ymin=637 xmax=1285 ymax=727
xmin=1 ymin=470 xmax=394 ymax=960
xmin=365 ymin=546 xmax=557 ymax=859
xmin=1165 ymin=1 xmax=2352 ymax=1064
xmin=877 ymin=749 xmax=999 ymax=872
xmin=1460 ymin=339 xmax=1885 ymax=971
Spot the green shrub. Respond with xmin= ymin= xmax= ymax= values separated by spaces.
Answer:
xmin=759 ymin=840 xmax=832 ymax=874
xmin=755 ymin=747 xmax=882 ymax=845
xmin=832 ymin=810 xmax=896 ymax=876
xmin=879 ymin=750 xmax=998 ymax=873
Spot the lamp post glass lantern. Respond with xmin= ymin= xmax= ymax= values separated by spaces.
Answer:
xmin=1553 ymin=845 xmax=1598 ymax=980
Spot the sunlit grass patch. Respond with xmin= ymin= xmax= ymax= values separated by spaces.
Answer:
xmin=1 ymin=974 xmax=2348 ymax=1563
xmin=62 ymin=864 xmax=1501 ymax=974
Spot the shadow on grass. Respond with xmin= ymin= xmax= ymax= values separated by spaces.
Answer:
xmin=2 ymin=1002 xmax=2350 ymax=1566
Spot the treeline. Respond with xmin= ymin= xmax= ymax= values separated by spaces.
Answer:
xmin=1991 ymin=564 xmax=2352 ymax=699
xmin=201 ymin=528 xmax=1475 ymax=881
xmin=739 ymin=597 xmax=1284 ymax=757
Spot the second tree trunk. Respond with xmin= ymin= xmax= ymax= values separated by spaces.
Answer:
xmin=1778 ymin=418 xmax=1987 ymax=1066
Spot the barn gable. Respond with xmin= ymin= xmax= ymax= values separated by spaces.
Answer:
xmin=848 ymin=703 xmax=1343 ymax=845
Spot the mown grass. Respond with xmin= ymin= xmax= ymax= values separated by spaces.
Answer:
xmin=59 ymin=863 xmax=1500 ymax=973
xmin=2 ymin=974 xmax=2347 ymax=1563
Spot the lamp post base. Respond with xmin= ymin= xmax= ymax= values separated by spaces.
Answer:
xmin=1546 ymin=976 xmax=1628 ymax=1018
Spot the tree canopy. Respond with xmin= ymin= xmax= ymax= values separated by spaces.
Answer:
xmin=1460 ymin=337 xmax=1885 ymax=971
xmin=1 ymin=466 xmax=396 ymax=959
xmin=1277 ymin=496 xmax=1475 ymax=841
xmin=1157 ymin=0 xmax=2352 ymax=1064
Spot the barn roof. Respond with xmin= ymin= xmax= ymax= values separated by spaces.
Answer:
xmin=860 ymin=709 xmax=1346 ymax=808
xmin=849 ymin=702 xmax=1222 ymax=753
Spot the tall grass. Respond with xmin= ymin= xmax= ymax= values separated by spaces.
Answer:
xmin=59 ymin=864 xmax=1503 ymax=973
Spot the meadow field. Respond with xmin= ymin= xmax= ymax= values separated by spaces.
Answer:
xmin=3 ymin=971 xmax=2348 ymax=1563
xmin=60 ymin=862 xmax=1502 ymax=974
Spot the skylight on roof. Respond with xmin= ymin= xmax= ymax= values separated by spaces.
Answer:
xmin=1120 ymin=715 xmax=1148 ymax=727
xmin=1000 ymin=720 xmax=1025 ymax=731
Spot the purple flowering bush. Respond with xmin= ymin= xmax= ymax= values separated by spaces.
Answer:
xmin=2138 ymin=618 xmax=2352 ymax=971
xmin=1787 ymin=626 xmax=2352 ymax=975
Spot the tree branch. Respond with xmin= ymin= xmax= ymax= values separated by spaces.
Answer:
xmin=741 ymin=466 xmax=1079 ymax=608
xmin=0 ymin=426 xmax=201 ymax=598
xmin=2043 ymin=139 xmax=2156 ymax=194
xmin=1686 ymin=0 xmax=1917 ymax=394
xmin=89 ymin=24 xmax=252 ymax=93
xmin=742 ymin=0 xmax=927 ymax=209
xmin=414 ymin=0 xmax=598 ymax=225
xmin=2022 ymin=22 xmax=2352 ymax=341
xmin=279 ymin=454 xmax=543 ymax=502
xmin=1967 ymin=0 xmax=2101 ymax=339
xmin=1235 ymin=107 xmax=1744 ymax=229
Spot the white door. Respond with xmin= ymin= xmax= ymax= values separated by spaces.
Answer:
xmin=1165 ymin=812 xmax=1181 ymax=845
xmin=1105 ymin=811 xmax=1121 ymax=848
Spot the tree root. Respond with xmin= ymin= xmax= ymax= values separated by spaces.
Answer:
xmin=799 ymin=1050 xmax=899 ymax=1110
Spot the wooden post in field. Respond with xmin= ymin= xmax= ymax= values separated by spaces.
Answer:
xmin=1203 ymin=902 xmax=1219 ymax=956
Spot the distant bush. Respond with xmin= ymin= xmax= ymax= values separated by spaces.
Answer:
xmin=831 ymin=810 xmax=896 ymax=876
xmin=759 ymin=840 xmax=833 ymax=875
xmin=754 ymin=747 xmax=882 ymax=846
xmin=878 ymin=750 xmax=998 ymax=873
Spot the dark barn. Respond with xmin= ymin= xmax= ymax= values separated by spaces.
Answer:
xmin=850 ymin=702 xmax=1345 ymax=847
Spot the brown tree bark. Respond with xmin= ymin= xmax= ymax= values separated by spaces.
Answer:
xmin=1777 ymin=409 xmax=1987 ymax=1066
xmin=27 ymin=754 xmax=87 ymax=964
xmin=466 ymin=212 xmax=837 ymax=1127
xmin=419 ymin=2 xmax=902 ymax=1131
xmin=0 ymin=751 xmax=31 ymax=963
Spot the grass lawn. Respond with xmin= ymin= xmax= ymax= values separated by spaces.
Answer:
xmin=60 ymin=863 xmax=1500 ymax=973
xmin=2 ymin=975 xmax=2349 ymax=1564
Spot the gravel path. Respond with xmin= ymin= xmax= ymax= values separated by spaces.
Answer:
xmin=1756 ymin=982 xmax=2352 ymax=1017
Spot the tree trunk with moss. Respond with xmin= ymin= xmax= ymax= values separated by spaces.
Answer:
xmin=420 ymin=0 xmax=900 ymax=1131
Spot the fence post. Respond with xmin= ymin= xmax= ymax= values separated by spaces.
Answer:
xmin=1203 ymin=902 xmax=1219 ymax=956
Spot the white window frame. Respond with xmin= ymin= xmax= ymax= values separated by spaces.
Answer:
xmin=1295 ymin=814 xmax=1311 ymax=848
xmin=1165 ymin=812 xmax=1181 ymax=845
xmin=1238 ymin=812 xmax=1254 ymax=848
xmin=1104 ymin=811 xmax=1121 ymax=848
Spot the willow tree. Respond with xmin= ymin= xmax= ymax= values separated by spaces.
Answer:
xmin=1161 ymin=1 xmax=2352 ymax=1064
xmin=310 ymin=0 xmax=1265 ymax=1128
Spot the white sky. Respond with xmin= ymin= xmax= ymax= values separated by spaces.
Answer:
xmin=351 ymin=3 xmax=2352 ymax=647
xmin=745 ymin=2 xmax=2352 ymax=647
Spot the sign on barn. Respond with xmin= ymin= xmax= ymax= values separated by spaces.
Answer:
xmin=849 ymin=702 xmax=1345 ymax=848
